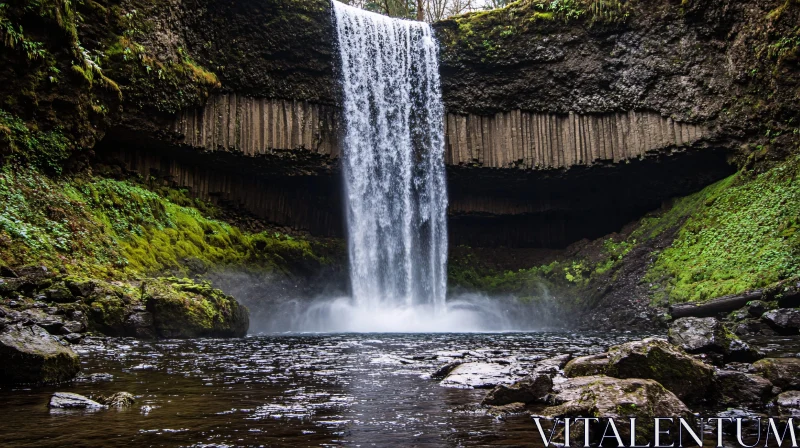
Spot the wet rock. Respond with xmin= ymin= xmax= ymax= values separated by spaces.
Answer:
xmin=775 ymin=391 xmax=800 ymax=412
xmin=753 ymin=358 xmax=800 ymax=390
xmin=486 ymin=402 xmax=527 ymax=417
xmin=532 ymin=354 xmax=572 ymax=376
xmin=668 ymin=317 xmax=759 ymax=362
xmin=63 ymin=333 xmax=83 ymax=344
xmin=606 ymin=338 xmax=715 ymax=403
xmin=98 ymin=392 xmax=135 ymax=408
xmin=543 ymin=376 xmax=692 ymax=443
xmin=762 ymin=309 xmax=800 ymax=335
xmin=124 ymin=312 xmax=156 ymax=339
xmin=61 ymin=320 xmax=85 ymax=334
xmin=49 ymin=392 xmax=106 ymax=409
xmin=440 ymin=362 xmax=522 ymax=389
xmin=431 ymin=361 xmax=463 ymax=379
xmin=74 ymin=372 xmax=114 ymax=383
xmin=0 ymin=262 xmax=17 ymax=278
xmin=0 ymin=323 xmax=80 ymax=384
xmin=0 ymin=277 xmax=24 ymax=294
xmin=747 ymin=300 xmax=768 ymax=317
xmin=713 ymin=369 xmax=773 ymax=406
xmin=734 ymin=319 xmax=777 ymax=337
xmin=482 ymin=373 xmax=553 ymax=406
xmin=563 ymin=353 xmax=609 ymax=377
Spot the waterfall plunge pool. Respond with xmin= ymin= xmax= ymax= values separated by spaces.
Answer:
xmin=0 ymin=332 xmax=654 ymax=447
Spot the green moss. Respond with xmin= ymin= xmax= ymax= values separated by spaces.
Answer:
xmin=645 ymin=155 xmax=800 ymax=303
xmin=0 ymin=109 xmax=73 ymax=174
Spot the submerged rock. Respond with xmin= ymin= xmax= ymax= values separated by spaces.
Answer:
xmin=482 ymin=373 xmax=553 ymax=406
xmin=762 ymin=309 xmax=800 ymax=335
xmin=543 ymin=375 xmax=692 ymax=443
xmin=49 ymin=392 xmax=105 ymax=409
xmin=753 ymin=358 xmax=800 ymax=390
xmin=98 ymin=392 xmax=135 ymax=408
xmin=0 ymin=323 xmax=80 ymax=384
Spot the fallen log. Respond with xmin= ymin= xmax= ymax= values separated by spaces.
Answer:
xmin=669 ymin=291 xmax=763 ymax=319
xmin=669 ymin=280 xmax=800 ymax=319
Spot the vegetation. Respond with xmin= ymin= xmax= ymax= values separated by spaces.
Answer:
xmin=0 ymin=162 xmax=333 ymax=280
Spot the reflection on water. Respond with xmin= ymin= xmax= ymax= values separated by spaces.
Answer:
xmin=0 ymin=332 xmax=649 ymax=447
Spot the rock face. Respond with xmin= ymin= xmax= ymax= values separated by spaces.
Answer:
xmin=713 ymin=369 xmax=773 ymax=406
xmin=0 ymin=324 xmax=80 ymax=385
xmin=565 ymin=338 xmax=714 ymax=403
xmin=762 ymin=309 xmax=800 ymax=335
xmin=543 ymin=376 xmax=692 ymax=443
xmin=49 ymin=392 xmax=105 ymax=409
xmin=668 ymin=317 xmax=759 ymax=362
xmin=753 ymin=358 xmax=800 ymax=390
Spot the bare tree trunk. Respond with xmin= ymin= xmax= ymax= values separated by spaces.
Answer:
xmin=417 ymin=0 xmax=424 ymax=21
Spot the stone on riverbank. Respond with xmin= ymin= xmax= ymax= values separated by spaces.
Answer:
xmin=753 ymin=358 xmax=800 ymax=390
xmin=543 ymin=376 xmax=692 ymax=444
xmin=668 ymin=317 xmax=759 ymax=363
xmin=564 ymin=338 xmax=714 ymax=403
xmin=713 ymin=369 xmax=773 ymax=406
xmin=0 ymin=323 xmax=80 ymax=384
xmin=762 ymin=309 xmax=800 ymax=335
xmin=482 ymin=373 xmax=553 ymax=406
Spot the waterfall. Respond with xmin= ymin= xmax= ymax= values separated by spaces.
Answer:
xmin=333 ymin=1 xmax=448 ymax=313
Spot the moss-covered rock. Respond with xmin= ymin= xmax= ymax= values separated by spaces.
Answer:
xmin=668 ymin=317 xmax=760 ymax=363
xmin=147 ymin=278 xmax=248 ymax=338
xmin=753 ymin=358 xmax=800 ymax=390
xmin=543 ymin=375 xmax=692 ymax=445
xmin=564 ymin=353 xmax=610 ymax=378
xmin=0 ymin=323 xmax=80 ymax=385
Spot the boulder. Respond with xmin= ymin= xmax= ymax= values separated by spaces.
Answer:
xmin=753 ymin=358 xmax=800 ymax=390
xmin=565 ymin=338 xmax=714 ymax=403
xmin=482 ymin=373 xmax=553 ymax=406
xmin=713 ymin=369 xmax=773 ymax=406
xmin=0 ymin=323 xmax=80 ymax=384
xmin=563 ymin=353 xmax=609 ymax=378
xmin=668 ymin=317 xmax=759 ymax=362
xmin=543 ymin=376 xmax=692 ymax=444
xmin=431 ymin=361 xmax=463 ymax=379
xmin=49 ymin=392 xmax=105 ymax=409
xmin=98 ymin=392 xmax=135 ymax=408
xmin=44 ymin=286 xmax=74 ymax=303
xmin=762 ymin=309 xmax=800 ymax=335
xmin=440 ymin=362 xmax=522 ymax=389
xmin=605 ymin=338 xmax=715 ymax=403
xmin=775 ymin=391 xmax=800 ymax=412
xmin=747 ymin=300 xmax=768 ymax=317
xmin=124 ymin=312 xmax=156 ymax=339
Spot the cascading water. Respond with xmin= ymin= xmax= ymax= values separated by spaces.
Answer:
xmin=333 ymin=1 xmax=448 ymax=313
xmin=262 ymin=3 xmax=552 ymax=332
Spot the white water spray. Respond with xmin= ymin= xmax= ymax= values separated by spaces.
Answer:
xmin=334 ymin=2 xmax=448 ymax=313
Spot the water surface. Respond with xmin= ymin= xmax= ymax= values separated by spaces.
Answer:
xmin=1 ymin=332 xmax=662 ymax=447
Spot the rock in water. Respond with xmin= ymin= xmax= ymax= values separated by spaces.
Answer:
xmin=543 ymin=376 xmax=692 ymax=444
xmin=0 ymin=323 xmax=80 ymax=384
xmin=762 ymin=309 xmax=800 ymax=335
xmin=564 ymin=353 xmax=610 ymax=377
xmin=775 ymin=391 xmax=800 ymax=412
xmin=568 ymin=338 xmax=715 ymax=403
xmin=713 ymin=369 xmax=773 ymax=406
xmin=668 ymin=317 xmax=759 ymax=362
xmin=482 ymin=373 xmax=553 ymax=406
xmin=49 ymin=392 xmax=105 ymax=409
xmin=753 ymin=358 xmax=800 ymax=390
xmin=98 ymin=392 xmax=135 ymax=408
xmin=440 ymin=362 xmax=522 ymax=389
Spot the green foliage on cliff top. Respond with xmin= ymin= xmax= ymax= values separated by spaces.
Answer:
xmin=0 ymin=164 xmax=331 ymax=279
xmin=645 ymin=155 xmax=800 ymax=303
